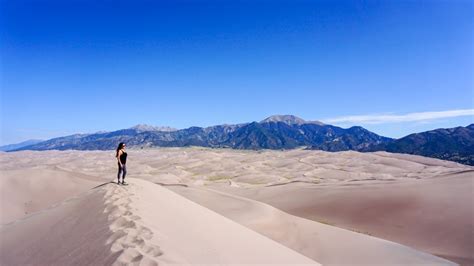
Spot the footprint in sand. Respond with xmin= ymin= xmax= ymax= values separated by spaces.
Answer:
xmin=103 ymin=183 xmax=163 ymax=265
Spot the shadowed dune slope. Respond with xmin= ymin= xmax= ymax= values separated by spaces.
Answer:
xmin=0 ymin=189 xmax=119 ymax=265
xmin=0 ymin=168 xmax=103 ymax=225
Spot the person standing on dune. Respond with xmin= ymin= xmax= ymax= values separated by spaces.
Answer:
xmin=116 ymin=142 xmax=128 ymax=185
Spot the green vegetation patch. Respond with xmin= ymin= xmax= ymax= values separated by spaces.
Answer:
xmin=207 ymin=175 xmax=231 ymax=181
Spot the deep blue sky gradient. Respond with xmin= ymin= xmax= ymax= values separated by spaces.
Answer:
xmin=1 ymin=0 xmax=473 ymax=144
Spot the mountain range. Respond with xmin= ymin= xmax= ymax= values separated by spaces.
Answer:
xmin=5 ymin=115 xmax=474 ymax=165
xmin=0 ymin=139 xmax=43 ymax=152
xmin=363 ymin=124 xmax=474 ymax=166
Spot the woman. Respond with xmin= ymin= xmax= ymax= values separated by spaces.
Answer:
xmin=116 ymin=142 xmax=128 ymax=185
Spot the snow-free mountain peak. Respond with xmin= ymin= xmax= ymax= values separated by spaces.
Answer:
xmin=261 ymin=115 xmax=324 ymax=126
xmin=130 ymin=124 xmax=177 ymax=132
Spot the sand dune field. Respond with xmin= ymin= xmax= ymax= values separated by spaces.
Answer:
xmin=1 ymin=148 xmax=472 ymax=265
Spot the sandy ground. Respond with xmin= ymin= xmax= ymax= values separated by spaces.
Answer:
xmin=205 ymin=171 xmax=474 ymax=265
xmin=1 ymin=178 xmax=319 ymax=265
xmin=0 ymin=188 xmax=120 ymax=265
xmin=0 ymin=148 xmax=472 ymax=265
xmin=166 ymin=184 xmax=455 ymax=265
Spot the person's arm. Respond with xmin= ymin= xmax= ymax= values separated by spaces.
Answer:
xmin=117 ymin=150 xmax=123 ymax=167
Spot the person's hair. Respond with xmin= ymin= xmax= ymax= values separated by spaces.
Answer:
xmin=116 ymin=142 xmax=125 ymax=157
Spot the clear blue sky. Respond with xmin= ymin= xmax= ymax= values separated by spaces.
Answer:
xmin=1 ymin=0 xmax=473 ymax=145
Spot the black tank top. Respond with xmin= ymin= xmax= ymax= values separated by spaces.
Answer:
xmin=119 ymin=151 xmax=127 ymax=164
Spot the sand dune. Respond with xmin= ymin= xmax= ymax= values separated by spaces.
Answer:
xmin=1 ymin=178 xmax=320 ymax=265
xmin=211 ymin=171 xmax=474 ymax=265
xmin=1 ymin=148 xmax=472 ymax=265
xmin=167 ymin=184 xmax=455 ymax=265
xmin=3 ymin=148 xmax=469 ymax=187
xmin=0 ymin=187 xmax=119 ymax=265
xmin=0 ymin=167 xmax=103 ymax=224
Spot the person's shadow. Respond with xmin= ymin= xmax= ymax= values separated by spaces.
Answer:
xmin=90 ymin=181 xmax=115 ymax=190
